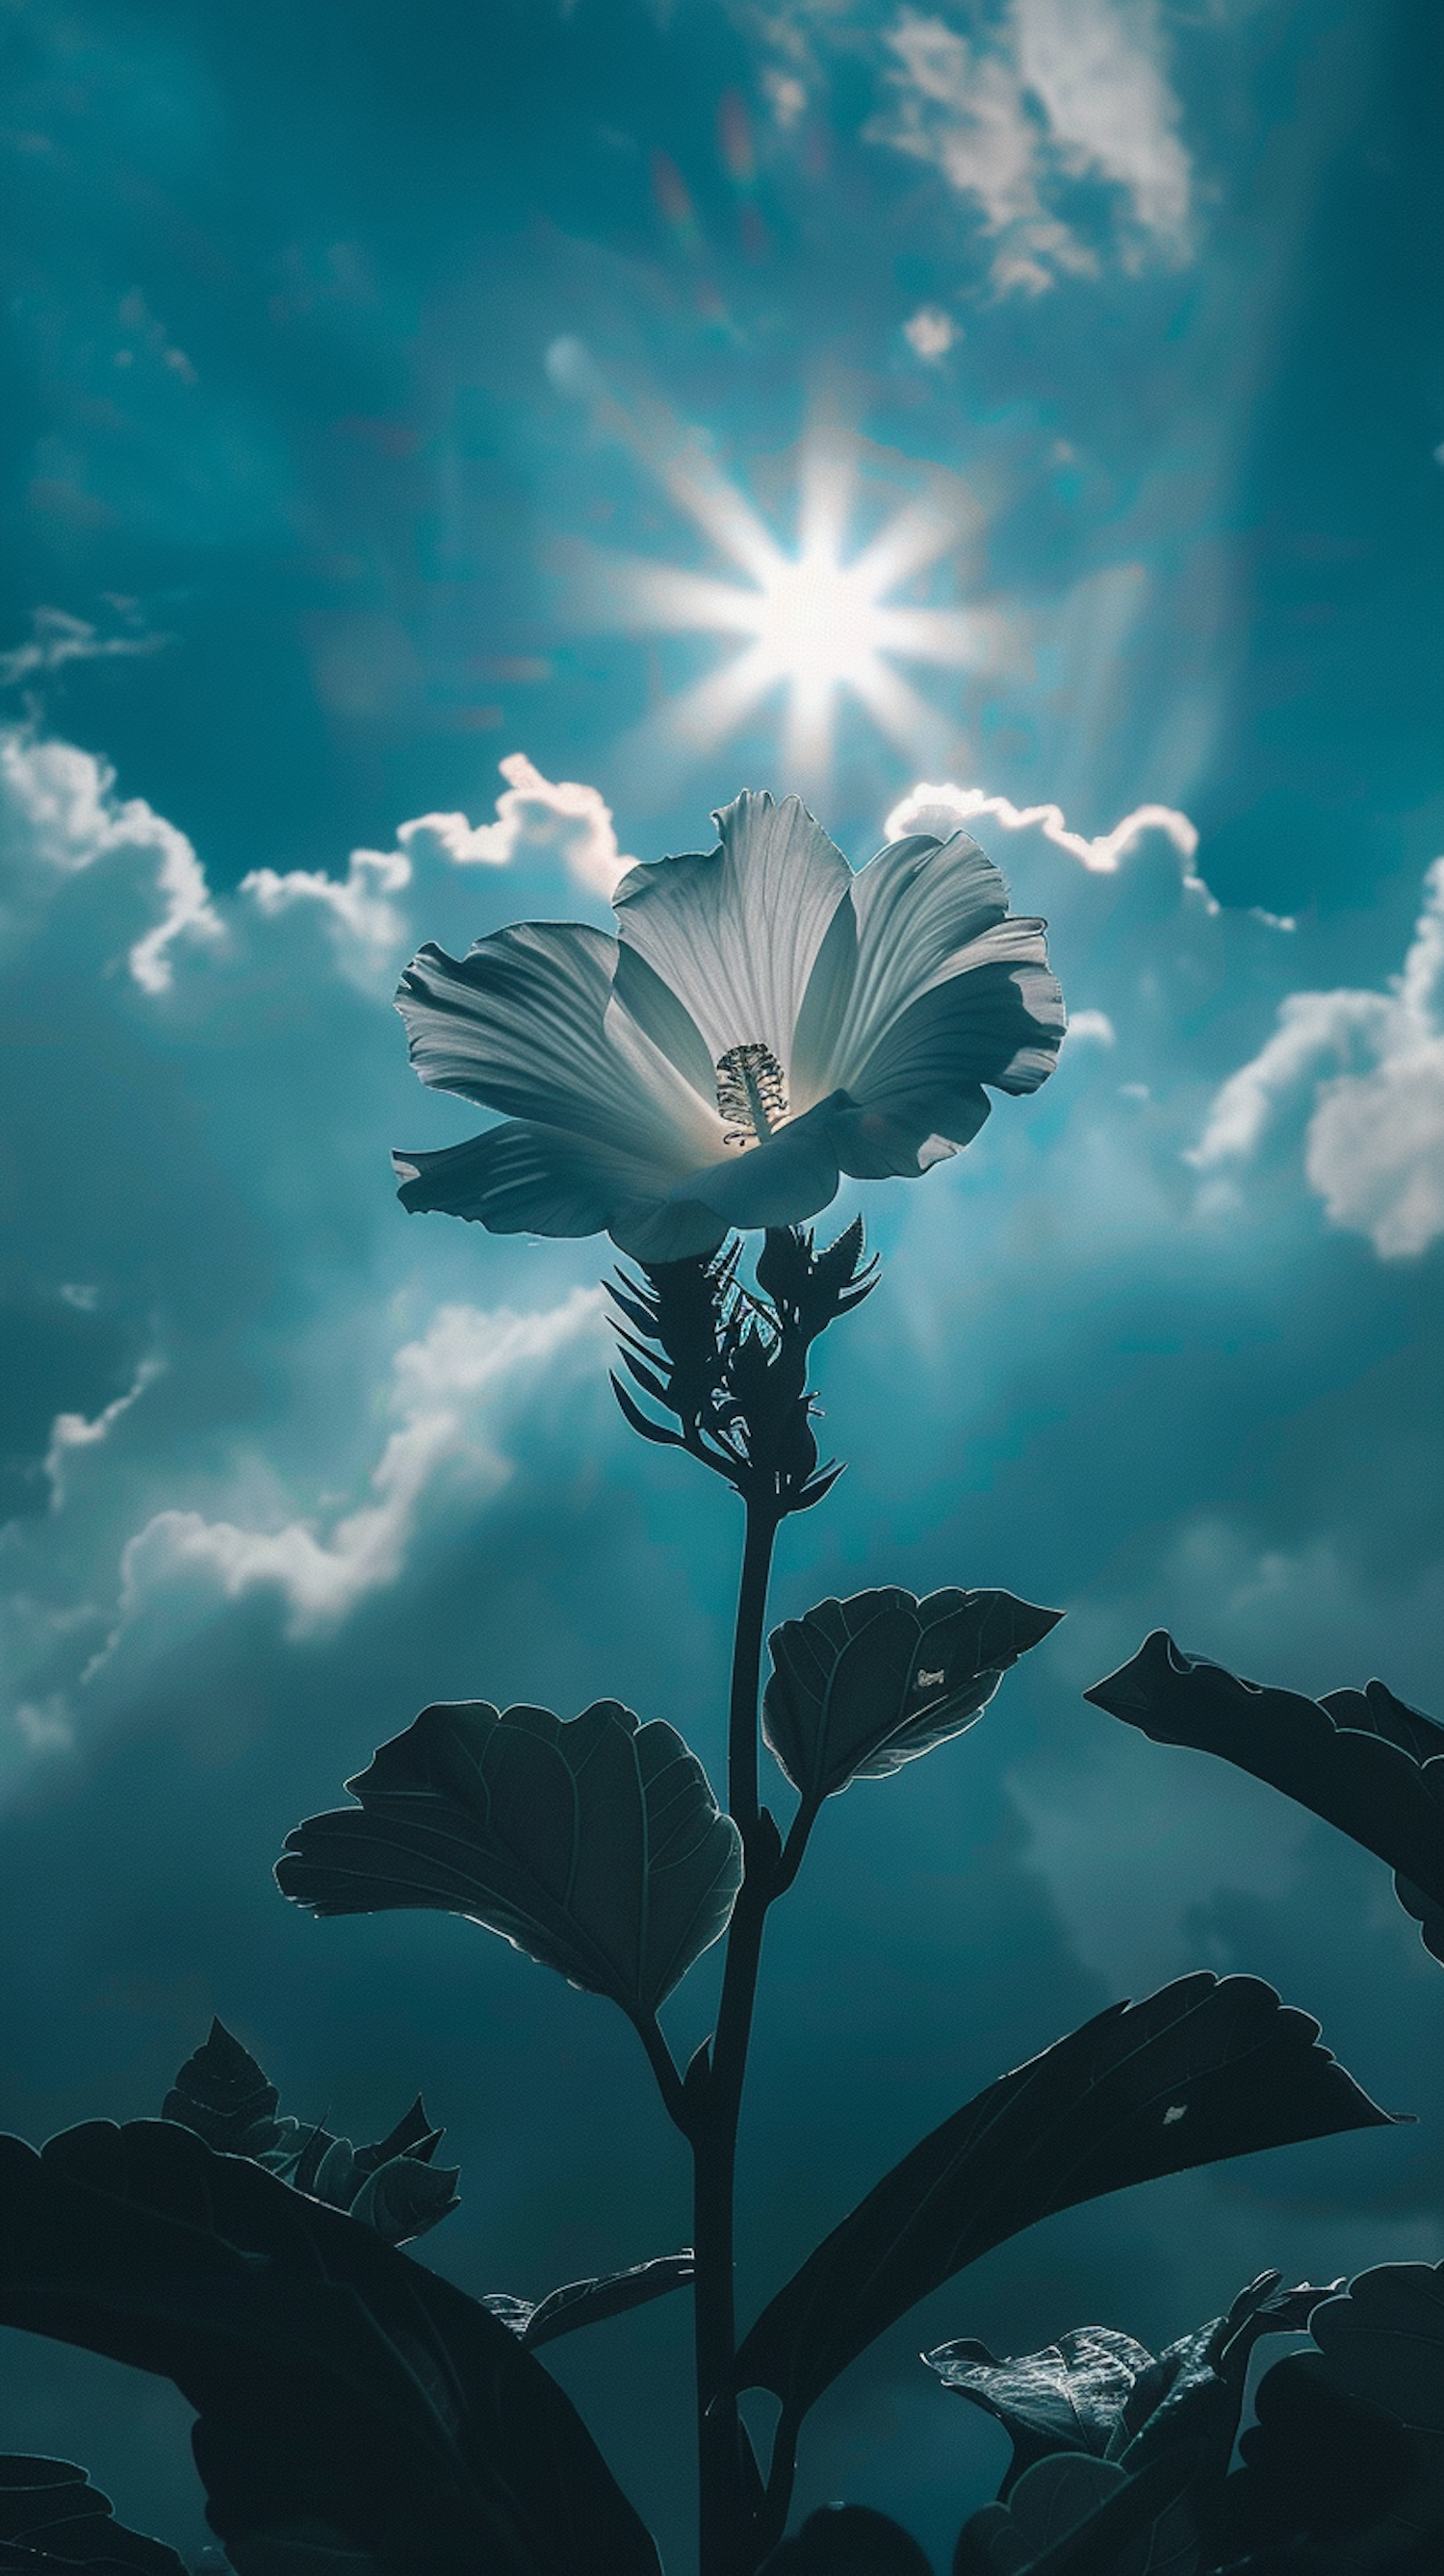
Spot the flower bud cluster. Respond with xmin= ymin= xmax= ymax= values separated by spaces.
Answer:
xmin=607 ymin=1223 xmax=876 ymax=1516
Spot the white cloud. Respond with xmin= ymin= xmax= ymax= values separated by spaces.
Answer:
xmin=1190 ymin=858 xmax=1444 ymax=1259
xmin=397 ymin=751 xmax=635 ymax=899
xmin=3 ymin=729 xmax=635 ymax=1008
xmin=0 ymin=726 xmax=223 ymax=991
xmin=240 ymin=842 xmax=414 ymax=977
xmin=885 ymin=776 xmax=1204 ymax=883
xmin=44 ymin=1356 xmax=165 ymax=1512
xmin=903 ymin=303 xmax=958 ymax=358
xmin=107 ymin=1292 xmax=602 ymax=1641
xmin=0 ymin=606 xmax=166 ymax=689
xmin=1012 ymin=0 xmax=1190 ymax=246
xmin=869 ymin=1 xmax=1191 ymax=296
xmin=1066 ymin=1008 xmax=1116 ymax=1045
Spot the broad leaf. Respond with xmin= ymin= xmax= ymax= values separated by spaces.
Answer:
xmin=763 ymin=1586 xmax=1063 ymax=1807
xmin=0 ymin=2455 xmax=186 ymax=2575
xmin=0 ymin=2118 xmax=660 ymax=2576
xmin=276 ymin=1697 xmax=742 ymax=2022
xmin=927 ymin=2276 xmax=1339 ymax=2500
xmin=928 ymin=2330 xmax=1156 ymax=2471
xmin=162 ymin=2021 xmax=459 ymax=2245
xmin=758 ymin=2501 xmax=931 ymax=2571
xmin=953 ymin=2449 xmax=1201 ymax=2576
xmin=482 ymin=2251 xmax=694 ymax=2349
xmin=1084 ymin=1636 xmax=1444 ymax=1962
xmin=735 ymin=1973 xmax=1392 ymax=2421
xmin=1222 ymin=2263 xmax=1444 ymax=2568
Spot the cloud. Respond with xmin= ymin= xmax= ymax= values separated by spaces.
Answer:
xmin=885 ymin=775 xmax=1205 ymax=884
xmin=1189 ymin=859 xmax=1444 ymax=1259
xmin=396 ymin=753 xmax=636 ymax=899
xmin=1066 ymin=1008 xmax=1116 ymax=1046
xmin=0 ymin=606 xmax=167 ymax=689
xmin=2 ymin=730 xmax=634 ymax=1010
xmin=44 ymin=1356 xmax=165 ymax=1512
xmin=239 ymin=842 xmax=415 ymax=979
xmin=0 ymin=726 xmax=223 ymax=991
xmin=107 ymin=1292 xmax=602 ymax=1643
xmin=869 ymin=1 xmax=1191 ymax=296
xmin=902 ymin=303 xmax=957 ymax=358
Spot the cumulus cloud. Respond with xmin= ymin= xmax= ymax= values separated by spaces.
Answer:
xmin=2 ymin=731 xmax=634 ymax=1008
xmin=107 ymin=1292 xmax=602 ymax=1642
xmin=885 ymin=775 xmax=1204 ymax=882
xmin=44 ymin=1356 xmax=165 ymax=1513
xmin=1190 ymin=858 xmax=1444 ymax=1259
xmin=869 ymin=0 xmax=1191 ymax=296
xmin=239 ymin=842 xmax=415 ymax=978
xmin=396 ymin=752 xmax=635 ymax=898
xmin=0 ymin=726 xmax=223 ymax=991
xmin=0 ymin=606 xmax=167 ymax=690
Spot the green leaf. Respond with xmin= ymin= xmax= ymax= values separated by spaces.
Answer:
xmin=482 ymin=2251 xmax=694 ymax=2349
xmin=1084 ymin=1636 xmax=1444 ymax=1964
xmin=0 ymin=2454 xmax=187 ymax=2575
xmin=162 ymin=2022 xmax=460 ymax=2246
xmin=735 ymin=1973 xmax=1393 ymax=2422
xmin=763 ymin=1586 xmax=1063 ymax=1808
xmin=0 ymin=2118 xmax=660 ymax=2576
xmin=276 ymin=1697 xmax=742 ymax=2024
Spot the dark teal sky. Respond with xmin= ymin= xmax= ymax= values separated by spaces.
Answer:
xmin=1 ymin=5 xmax=1441 ymax=2570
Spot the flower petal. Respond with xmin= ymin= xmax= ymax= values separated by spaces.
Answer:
xmin=612 ymin=791 xmax=852 ymax=1071
xmin=671 ymin=1094 xmax=848 ymax=1234
xmin=396 ymin=921 xmax=702 ymax=1169
xmin=394 ymin=1121 xmax=679 ymax=1240
xmin=852 ymin=931 xmax=1064 ymax=1099
xmin=394 ymin=1122 xmax=731 ymax=1261
xmin=831 ymin=1089 xmax=992 ymax=1181
xmin=818 ymin=829 xmax=1016 ymax=1093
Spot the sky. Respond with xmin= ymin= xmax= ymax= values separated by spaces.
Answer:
xmin=1 ymin=1 xmax=1442 ymax=2567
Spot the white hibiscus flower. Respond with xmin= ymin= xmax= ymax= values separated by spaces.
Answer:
xmin=393 ymin=791 xmax=1066 ymax=1263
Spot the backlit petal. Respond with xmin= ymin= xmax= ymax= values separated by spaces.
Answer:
xmin=818 ymin=829 xmax=1014 ymax=1093
xmin=847 ymin=938 xmax=1066 ymax=1115
xmin=674 ymin=1095 xmax=848 ymax=1234
xmin=396 ymin=921 xmax=702 ymax=1169
xmin=612 ymin=791 xmax=852 ymax=1071
xmin=394 ymin=1121 xmax=683 ymax=1240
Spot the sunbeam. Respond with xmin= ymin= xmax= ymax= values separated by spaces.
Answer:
xmin=563 ymin=425 xmax=993 ymax=784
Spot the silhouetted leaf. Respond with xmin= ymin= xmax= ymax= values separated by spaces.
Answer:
xmin=161 ymin=2022 xmax=459 ymax=2246
xmin=763 ymin=1587 xmax=1063 ymax=1808
xmin=952 ymin=2446 xmax=1202 ymax=2576
xmin=1260 ymin=2260 xmax=1444 ymax=2565
xmin=276 ymin=1697 xmax=742 ymax=2024
xmin=759 ymin=2502 xmax=932 ymax=2572
xmin=928 ymin=2276 xmax=1340 ymax=2503
xmin=1084 ymin=1636 xmax=1444 ymax=1964
xmin=1221 ymin=2265 xmax=1444 ymax=2568
xmin=481 ymin=2251 xmax=694 ymax=2349
xmin=0 ymin=2119 xmax=659 ymax=2576
xmin=736 ymin=1974 xmax=1393 ymax=2421
xmin=0 ymin=2457 xmax=186 ymax=2575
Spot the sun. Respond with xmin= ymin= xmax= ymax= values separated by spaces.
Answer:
xmin=566 ymin=429 xmax=994 ymax=785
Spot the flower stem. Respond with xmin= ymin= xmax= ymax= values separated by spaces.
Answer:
xmin=694 ymin=1497 xmax=781 ymax=2576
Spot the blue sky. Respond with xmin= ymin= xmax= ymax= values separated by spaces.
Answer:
xmin=1 ymin=3 xmax=1442 ymax=2568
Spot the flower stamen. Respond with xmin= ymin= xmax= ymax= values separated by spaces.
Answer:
xmin=715 ymin=1043 xmax=788 ymax=1148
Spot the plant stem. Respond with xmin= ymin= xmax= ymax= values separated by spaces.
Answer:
xmin=694 ymin=1497 xmax=781 ymax=2576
